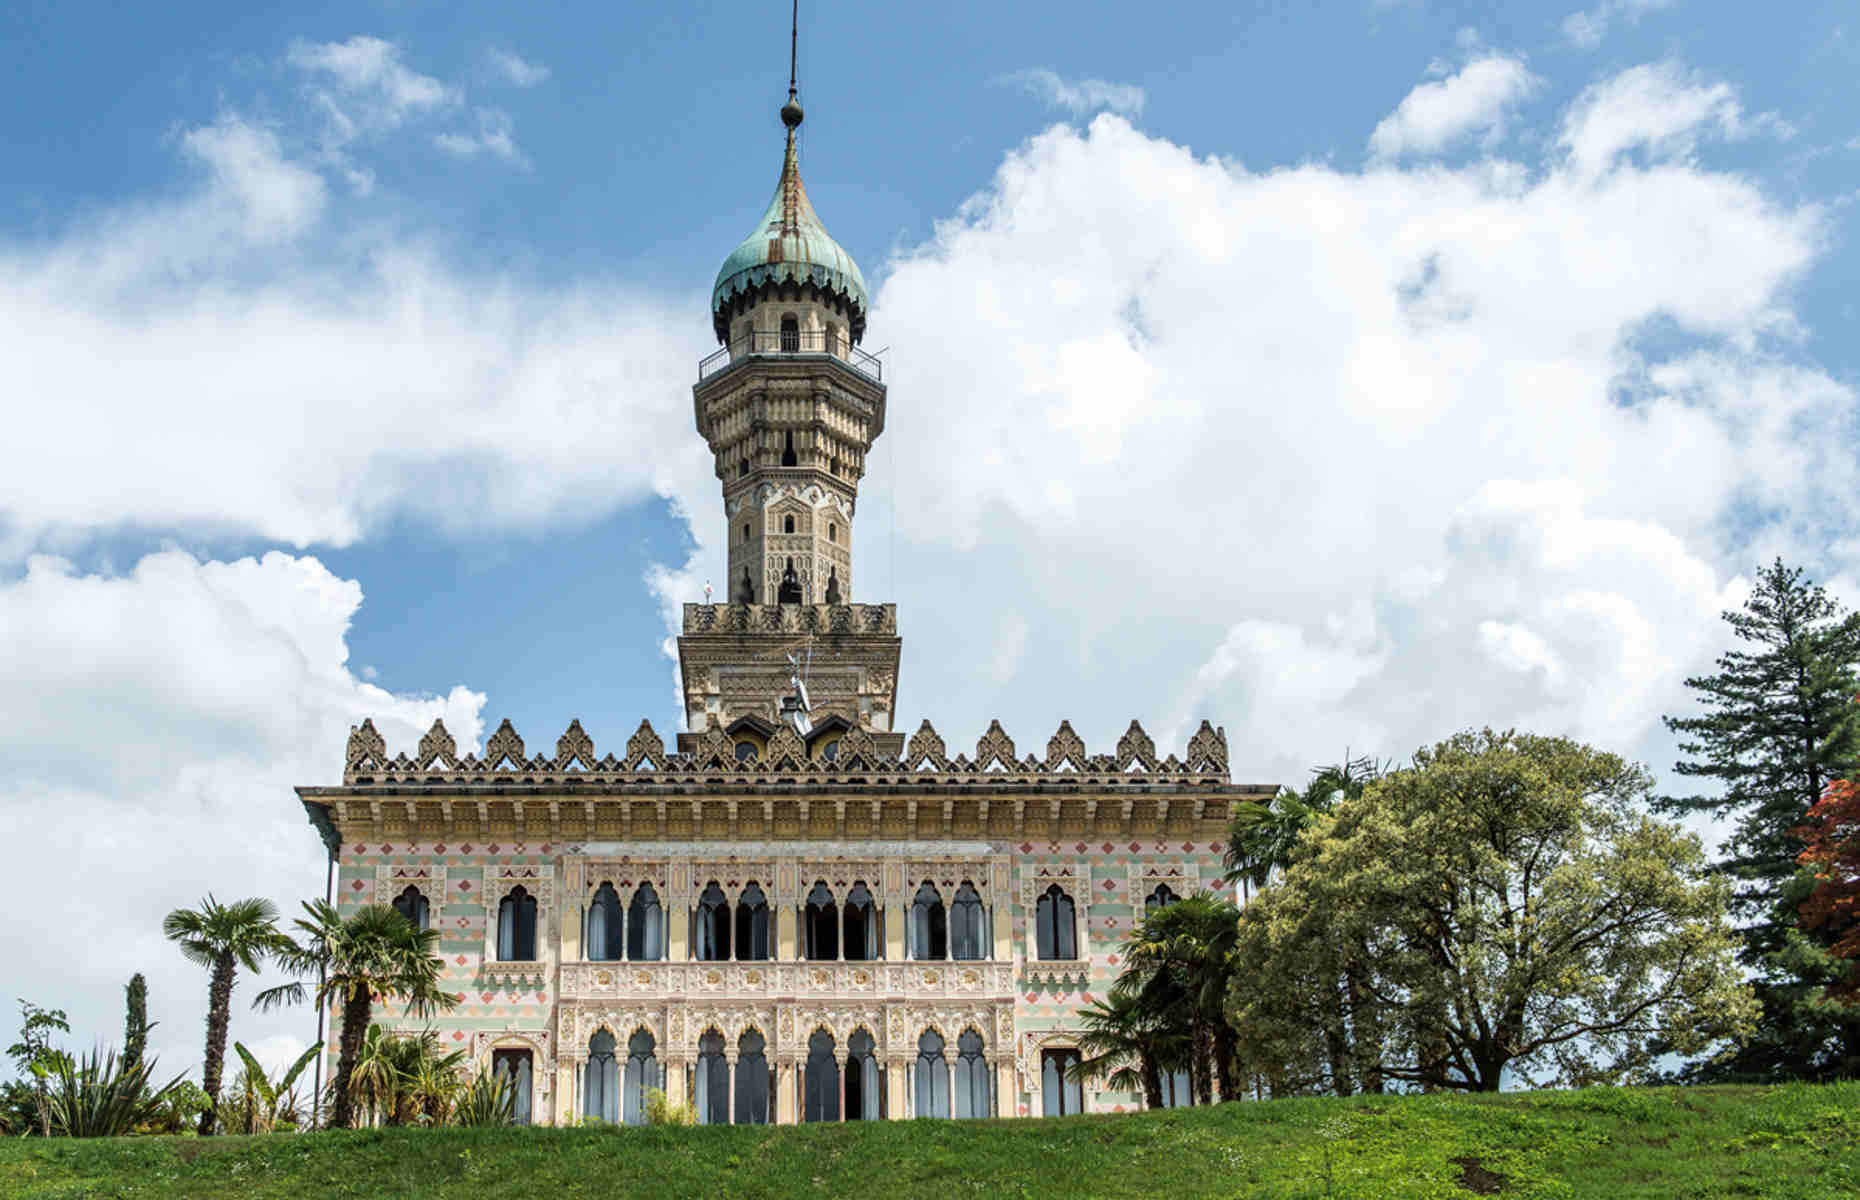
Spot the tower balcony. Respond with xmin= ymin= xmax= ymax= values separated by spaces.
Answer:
xmin=699 ymin=329 xmax=884 ymax=384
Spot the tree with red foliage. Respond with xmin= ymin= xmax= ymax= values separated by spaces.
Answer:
xmin=1799 ymin=777 xmax=1860 ymax=1002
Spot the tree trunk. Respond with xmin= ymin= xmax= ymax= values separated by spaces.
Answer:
xmin=1324 ymin=977 xmax=1353 ymax=1097
xmin=1191 ymin=1016 xmax=1214 ymax=1106
xmin=1345 ymin=962 xmax=1384 ymax=1094
xmin=197 ymin=954 xmax=235 ymax=1135
xmin=1212 ymin=1019 xmax=1239 ymax=1102
xmin=1139 ymin=1052 xmax=1164 ymax=1110
xmin=329 ymin=990 xmax=373 ymax=1130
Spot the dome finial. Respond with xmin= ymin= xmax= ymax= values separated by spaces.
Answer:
xmin=782 ymin=0 xmax=804 ymax=128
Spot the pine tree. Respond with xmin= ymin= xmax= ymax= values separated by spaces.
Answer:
xmin=123 ymin=973 xmax=150 ymax=1073
xmin=1658 ymin=558 xmax=1860 ymax=1079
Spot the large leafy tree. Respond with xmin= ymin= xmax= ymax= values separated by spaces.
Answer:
xmin=162 ymin=896 xmax=292 ymax=1135
xmin=1232 ymin=730 xmax=1755 ymax=1092
xmin=1119 ymin=894 xmax=1241 ymax=1104
xmin=1657 ymin=559 xmax=1860 ymax=1079
xmin=1797 ymin=776 xmax=1860 ymax=1004
xmin=257 ymin=901 xmax=456 ymax=1129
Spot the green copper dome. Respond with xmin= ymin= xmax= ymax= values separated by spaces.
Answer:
xmin=710 ymin=126 xmax=868 ymax=343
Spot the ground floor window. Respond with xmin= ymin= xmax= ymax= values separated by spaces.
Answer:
xmin=804 ymin=1029 xmax=840 ymax=1122
xmin=1041 ymin=1048 xmax=1083 ymax=1117
xmin=1159 ymin=1067 xmax=1192 ymax=1108
xmin=491 ymin=1048 xmax=532 ymax=1125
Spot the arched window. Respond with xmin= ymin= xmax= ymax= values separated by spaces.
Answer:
xmin=1036 ymin=884 xmax=1077 ymax=960
xmin=739 ymin=460 xmax=749 ymax=479
xmin=778 ymin=559 xmax=802 ymax=604
xmin=915 ymin=1030 xmax=949 ymax=1118
xmin=740 ymin=521 xmax=750 ymax=541
xmin=820 ymin=738 xmax=841 ymax=762
xmin=911 ymin=881 xmax=947 ymax=961
xmin=1146 ymin=884 xmax=1179 ymax=912
xmin=695 ymin=1030 xmax=728 ymax=1125
xmin=586 ymin=882 xmax=623 ymax=961
xmin=781 ymin=431 xmax=798 ymax=467
xmin=735 ymin=882 xmax=771 ymax=961
xmin=492 ymin=1048 xmax=533 ymax=1125
xmin=950 ymin=882 xmax=985 ymax=961
xmin=1041 ymin=1048 xmax=1083 ymax=1116
xmin=626 ymin=883 xmax=663 ymax=962
xmin=955 ymin=1030 xmax=989 ymax=1119
xmin=696 ymin=881 xmax=732 ymax=962
xmin=497 ymin=886 xmax=536 ymax=961
xmin=623 ymin=1029 xmax=657 ymax=1126
xmin=803 ymin=1029 xmax=839 ymax=1122
xmin=783 ymin=514 xmax=796 ymax=534
xmin=735 ymin=740 xmax=758 ymax=764
xmin=804 ymin=881 xmax=838 ymax=961
xmin=780 ymin=315 xmax=799 ymax=353
xmin=585 ymin=1030 xmax=618 ymax=1123
xmin=828 ymin=522 xmax=838 ymax=543
xmin=736 ymin=567 xmax=756 ymax=604
xmin=392 ymin=885 xmax=429 ymax=931
xmin=824 ymin=569 xmax=841 ymax=605
xmin=735 ymin=1029 xmax=770 ymax=1125
xmin=846 ymin=1029 xmax=880 ymax=1120
xmin=842 ymin=882 xmax=878 ymax=961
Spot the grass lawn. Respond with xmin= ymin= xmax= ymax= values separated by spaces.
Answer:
xmin=2 ymin=1083 xmax=1857 ymax=1199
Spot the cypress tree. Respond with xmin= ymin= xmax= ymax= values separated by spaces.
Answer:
xmin=1658 ymin=558 xmax=1860 ymax=1078
xmin=123 ymin=973 xmax=150 ymax=1072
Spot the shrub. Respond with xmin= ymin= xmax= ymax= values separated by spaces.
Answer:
xmin=44 ymin=1047 xmax=184 ymax=1138
xmin=645 ymin=1087 xmax=695 ymax=1126
xmin=453 ymin=1071 xmax=515 ymax=1128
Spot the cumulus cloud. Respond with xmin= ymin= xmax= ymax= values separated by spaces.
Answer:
xmin=433 ymin=106 xmax=526 ymax=166
xmin=1560 ymin=61 xmax=1780 ymax=173
xmin=1008 ymin=68 xmax=1145 ymax=118
xmin=1369 ymin=53 xmax=1539 ymax=159
xmin=485 ymin=47 xmax=550 ymax=88
xmin=0 ymin=550 xmax=484 ymax=1082
xmin=1561 ymin=0 xmax=1677 ymax=50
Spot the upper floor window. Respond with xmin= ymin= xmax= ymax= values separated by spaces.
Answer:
xmin=950 ymin=882 xmax=985 ymax=961
xmin=784 ymin=515 xmax=796 ymax=534
xmin=586 ymin=881 xmax=623 ymax=961
xmin=392 ymin=885 xmax=429 ymax=931
xmin=780 ymin=315 xmax=799 ymax=353
xmin=696 ymin=881 xmax=732 ymax=962
xmin=843 ymin=882 xmax=878 ymax=962
xmin=735 ymin=741 xmax=758 ymax=764
xmin=626 ymin=882 xmax=663 ymax=962
xmin=1145 ymin=884 xmax=1180 ymax=912
xmin=804 ymin=880 xmax=838 ymax=961
xmin=911 ymin=881 xmax=947 ymax=961
xmin=1035 ymin=884 xmax=1077 ymax=961
xmin=735 ymin=881 xmax=771 ymax=961
xmin=497 ymin=886 xmax=537 ymax=962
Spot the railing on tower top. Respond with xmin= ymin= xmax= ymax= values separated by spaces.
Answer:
xmin=697 ymin=329 xmax=884 ymax=383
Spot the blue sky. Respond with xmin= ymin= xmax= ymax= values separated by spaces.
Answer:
xmin=3 ymin=0 xmax=1858 ymax=1074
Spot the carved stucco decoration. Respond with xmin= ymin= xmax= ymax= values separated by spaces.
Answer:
xmin=1127 ymin=861 xmax=1202 ymax=909
xmin=373 ymin=864 xmax=448 ymax=906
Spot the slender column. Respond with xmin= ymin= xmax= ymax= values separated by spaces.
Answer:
xmin=886 ymin=1056 xmax=908 ymax=1119
xmin=887 ymin=904 xmax=907 ymax=961
xmin=995 ymin=1060 xmax=1016 ymax=1118
xmin=724 ymin=1053 xmax=737 ymax=1124
xmin=668 ymin=906 xmax=689 ymax=962
xmin=838 ymin=1059 xmax=847 ymax=1120
xmin=775 ymin=1060 xmax=796 ymax=1124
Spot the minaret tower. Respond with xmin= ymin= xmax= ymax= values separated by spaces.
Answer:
xmin=677 ymin=17 xmax=902 ymax=746
xmin=693 ymin=39 xmax=885 ymax=610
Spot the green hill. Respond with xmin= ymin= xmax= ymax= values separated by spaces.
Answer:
xmin=3 ymin=1083 xmax=1857 ymax=1199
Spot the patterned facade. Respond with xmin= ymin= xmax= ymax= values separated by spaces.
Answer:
xmin=293 ymin=85 xmax=1271 ymax=1126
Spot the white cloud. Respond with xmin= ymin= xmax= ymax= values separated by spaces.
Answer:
xmin=286 ymin=35 xmax=458 ymax=127
xmin=1369 ymin=53 xmax=1539 ymax=159
xmin=1559 ymin=61 xmax=1774 ymax=173
xmin=0 ymin=550 xmax=483 ymax=1084
xmin=485 ymin=48 xmax=550 ymax=88
xmin=1561 ymin=0 xmax=1677 ymax=50
xmin=1008 ymin=68 xmax=1146 ymax=118
xmin=177 ymin=116 xmax=328 ymax=244
xmin=434 ymin=107 xmax=527 ymax=167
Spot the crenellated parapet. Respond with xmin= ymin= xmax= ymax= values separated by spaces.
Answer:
xmin=339 ymin=715 xmax=1232 ymax=788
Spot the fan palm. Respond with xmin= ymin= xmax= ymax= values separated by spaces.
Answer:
xmin=1072 ymin=989 xmax=1187 ymax=1109
xmin=163 ymin=895 xmax=293 ymax=1134
xmin=1225 ymin=756 xmax=1384 ymax=896
xmin=1121 ymin=893 xmax=1241 ymax=1104
xmin=255 ymin=901 xmax=456 ymax=1129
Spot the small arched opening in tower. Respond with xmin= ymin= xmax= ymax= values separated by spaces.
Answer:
xmin=736 ymin=567 xmax=756 ymax=604
xmin=780 ymin=314 xmax=799 ymax=353
xmin=824 ymin=568 xmax=841 ymax=604
xmin=778 ymin=558 xmax=802 ymax=604
xmin=782 ymin=431 xmax=798 ymax=467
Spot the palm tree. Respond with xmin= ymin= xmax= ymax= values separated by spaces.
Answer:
xmin=1224 ymin=755 xmax=1384 ymax=897
xmin=1073 ymin=989 xmax=1187 ymax=1109
xmin=1120 ymin=893 xmax=1242 ymax=1104
xmin=163 ymin=895 xmax=293 ymax=1134
xmin=256 ymin=901 xmax=456 ymax=1129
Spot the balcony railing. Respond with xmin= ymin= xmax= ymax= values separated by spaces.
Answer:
xmin=559 ymin=959 xmax=1014 ymax=1001
xmin=698 ymin=329 xmax=884 ymax=383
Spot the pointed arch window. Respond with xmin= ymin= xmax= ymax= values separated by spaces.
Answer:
xmin=911 ymin=881 xmax=947 ymax=961
xmin=695 ymin=1030 xmax=728 ymax=1125
xmin=1041 ymin=1048 xmax=1083 ymax=1116
xmin=735 ymin=1029 xmax=770 ymax=1124
xmin=1036 ymin=884 xmax=1077 ymax=961
xmin=781 ymin=431 xmax=798 ymax=466
xmin=955 ymin=1030 xmax=989 ymax=1118
xmin=783 ymin=515 xmax=796 ymax=534
xmin=586 ymin=882 xmax=623 ymax=961
xmin=695 ymin=881 xmax=732 ymax=962
xmin=915 ymin=1030 xmax=949 ymax=1118
xmin=496 ymin=886 xmax=536 ymax=962
xmin=804 ymin=881 xmax=838 ymax=961
xmin=843 ymin=882 xmax=878 ymax=962
xmin=951 ymin=882 xmax=985 ymax=961
xmin=824 ymin=569 xmax=841 ymax=605
xmin=392 ymin=885 xmax=429 ymax=931
xmin=778 ymin=558 xmax=802 ymax=604
xmin=623 ymin=1030 xmax=658 ymax=1126
xmin=626 ymin=883 xmax=663 ymax=962
xmin=1146 ymin=884 xmax=1179 ymax=912
xmin=803 ymin=1029 xmax=839 ymax=1122
xmin=846 ymin=1029 xmax=881 ymax=1120
xmin=492 ymin=1048 xmax=533 ymax=1125
xmin=584 ymin=1030 xmax=618 ymax=1123
xmin=735 ymin=882 xmax=771 ymax=961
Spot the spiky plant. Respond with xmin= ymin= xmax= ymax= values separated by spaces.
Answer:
xmin=43 ymin=1047 xmax=183 ymax=1138
xmin=163 ymin=895 xmax=293 ymax=1134
xmin=453 ymin=1070 xmax=515 ymax=1128
xmin=224 ymin=1041 xmax=323 ymax=1133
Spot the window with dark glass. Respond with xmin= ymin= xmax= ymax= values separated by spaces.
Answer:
xmin=496 ymin=886 xmax=536 ymax=961
xmin=843 ymin=882 xmax=878 ymax=961
xmin=626 ymin=882 xmax=663 ymax=962
xmin=623 ymin=1030 xmax=657 ymax=1126
xmin=585 ymin=1030 xmax=618 ymax=1123
xmin=1041 ymin=1048 xmax=1083 ymax=1116
xmin=1145 ymin=883 xmax=1179 ymax=912
xmin=735 ymin=881 xmax=770 ymax=961
xmin=392 ymin=885 xmax=429 ymax=931
xmin=735 ymin=740 xmax=758 ymax=764
xmin=1035 ymin=884 xmax=1077 ymax=961
xmin=696 ymin=881 xmax=732 ymax=962
xmin=915 ymin=1030 xmax=949 ymax=1118
xmin=804 ymin=881 xmax=838 ymax=961
xmin=491 ymin=1048 xmax=532 ymax=1125
xmin=845 ymin=1029 xmax=880 ymax=1120
xmin=586 ymin=881 xmax=622 ymax=961
xmin=735 ymin=1029 xmax=770 ymax=1125
xmin=912 ymin=881 xmax=947 ymax=961
xmin=803 ymin=1029 xmax=839 ymax=1122
xmin=695 ymin=1030 xmax=728 ymax=1125
xmin=950 ymin=882 xmax=985 ymax=961
xmin=954 ymin=1029 xmax=988 ymax=1119
xmin=780 ymin=315 xmax=799 ymax=353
